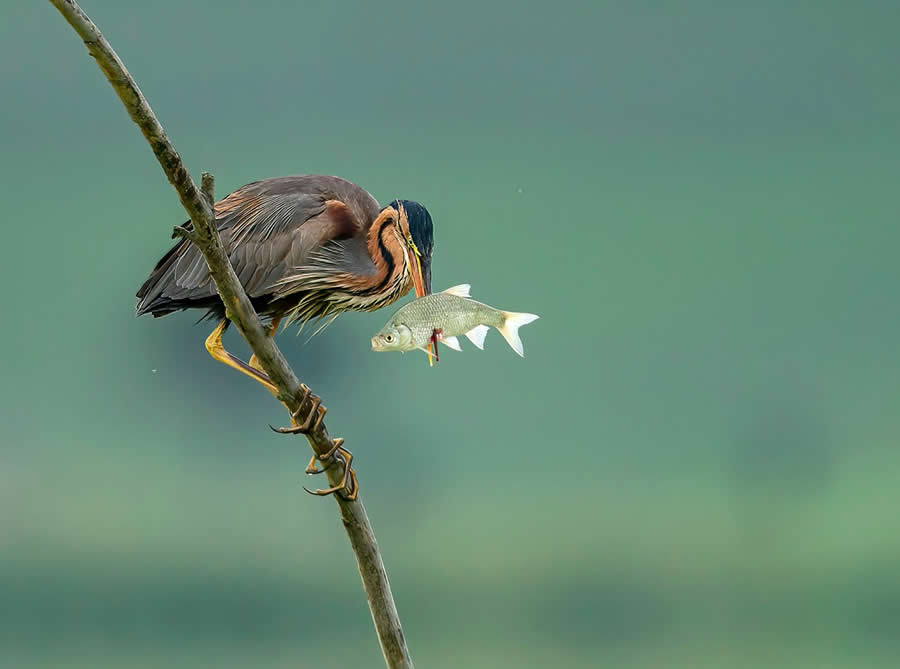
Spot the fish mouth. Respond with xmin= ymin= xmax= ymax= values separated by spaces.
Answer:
xmin=371 ymin=336 xmax=391 ymax=352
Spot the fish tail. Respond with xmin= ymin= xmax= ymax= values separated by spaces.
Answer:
xmin=496 ymin=311 xmax=539 ymax=357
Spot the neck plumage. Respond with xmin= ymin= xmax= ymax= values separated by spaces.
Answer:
xmin=276 ymin=209 xmax=412 ymax=326
xmin=361 ymin=209 xmax=409 ymax=296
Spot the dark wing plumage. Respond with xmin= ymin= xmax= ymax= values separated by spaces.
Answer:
xmin=136 ymin=175 xmax=381 ymax=319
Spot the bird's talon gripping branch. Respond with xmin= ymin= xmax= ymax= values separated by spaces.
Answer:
xmin=271 ymin=391 xmax=357 ymax=496
xmin=269 ymin=384 xmax=328 ymax=435
xmin=295 ymin=384 xmax=312 ymax=408
xmin=304 ymin=454 xmax=336 ymax=475
xmin=303 ymin=448 xmax=358 ymax=501
xmin=305 ymin=437 xmax=346 ymax=475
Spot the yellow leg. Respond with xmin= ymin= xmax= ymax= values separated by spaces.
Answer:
xmin=205 ymin=320 xmax=279 ymax=396
xmin=249 ymin=316 xmax=281 ymax=373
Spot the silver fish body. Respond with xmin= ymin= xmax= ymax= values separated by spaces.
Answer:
xmin=371 ymin=284 xmax=539 ymax=357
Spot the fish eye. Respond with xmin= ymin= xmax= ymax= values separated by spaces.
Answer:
xmin=384 ymin=334 xmax=394 ymax=343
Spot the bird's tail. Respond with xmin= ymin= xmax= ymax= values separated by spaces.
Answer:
xmin=496 ymin=311 xmax=540 ymax=357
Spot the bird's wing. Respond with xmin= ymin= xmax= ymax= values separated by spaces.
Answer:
xmin=136 ymin=176 xmax=380 ymax=313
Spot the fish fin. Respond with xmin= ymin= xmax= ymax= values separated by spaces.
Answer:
xmin=416 ymin=345 xmax=434 ymax=356
xmin=442 ymin=284 xmax=471 ymax=297
xmin=496 ymin=311 xmax=539 ymax=357
xmin=441 ymin=335 xmax=462 ymax=351
xmin=464 ymin=325 xmax=489 ymax=350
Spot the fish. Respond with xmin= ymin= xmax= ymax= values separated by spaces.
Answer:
xmin=371 ymin=284 xmax=539 ymax=357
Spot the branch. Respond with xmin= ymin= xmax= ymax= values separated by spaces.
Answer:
xmin=48 ymin=2 xmax=413 ymax=667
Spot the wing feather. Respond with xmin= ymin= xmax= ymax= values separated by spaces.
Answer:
xmin=136 ymin=175 xmax=380 ymax=315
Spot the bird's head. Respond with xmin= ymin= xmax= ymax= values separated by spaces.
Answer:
xmin=388 ymin=199 xmax=433 ymax=298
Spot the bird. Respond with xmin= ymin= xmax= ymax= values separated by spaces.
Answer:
xmin=136 ymin=175 xmax=435 ymax=499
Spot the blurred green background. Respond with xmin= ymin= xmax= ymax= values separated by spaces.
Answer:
xmin=2 ymin=1 xmax=899 ymax=667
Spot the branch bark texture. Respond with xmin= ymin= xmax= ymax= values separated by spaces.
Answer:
xmin=48 ymin=2 xmax=413 ymax=667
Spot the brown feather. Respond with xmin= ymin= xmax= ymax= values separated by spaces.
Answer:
xmin=323 ymin=199 xmax=360 ymax=240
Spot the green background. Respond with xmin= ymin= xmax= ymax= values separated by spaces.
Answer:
xmin=3 ymin=1 xmax=899 ymax=667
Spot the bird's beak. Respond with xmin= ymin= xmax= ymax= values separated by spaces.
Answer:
xmin=409 ymin=247 xmax=435 ymax=365
xmin=411 ymin=248 xmax=431 ymax=297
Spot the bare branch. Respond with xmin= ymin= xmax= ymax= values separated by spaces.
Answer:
xmin=48 ymin=2 xmax=413 ymax=667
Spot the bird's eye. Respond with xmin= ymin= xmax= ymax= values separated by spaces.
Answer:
xmin=385 ymin=334 xmax=394 ymax=343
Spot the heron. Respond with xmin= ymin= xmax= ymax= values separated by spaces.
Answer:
xmin=136 ymin=175 xmax=435 ymax=499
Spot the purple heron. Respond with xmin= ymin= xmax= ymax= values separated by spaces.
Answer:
xmin=136 ymin=175 xmax=435 ymax=498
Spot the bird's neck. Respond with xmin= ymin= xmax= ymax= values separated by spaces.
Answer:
xmin=363 ymin=209 xmax=410 ymax=294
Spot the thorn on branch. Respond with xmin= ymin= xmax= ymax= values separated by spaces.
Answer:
xmin=172 ymin=225 xmax=198 ymax=244
xmin=201 ymin=171 xmax=215 ymax=209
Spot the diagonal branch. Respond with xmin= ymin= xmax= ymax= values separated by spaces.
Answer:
xmin=48 ymin=2 xmax=413 ymax=667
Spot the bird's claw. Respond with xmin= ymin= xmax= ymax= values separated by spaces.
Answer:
xmin=269 ymin=384 xmax=327 ymax=434
xmin=304 ymin=438 xmax=344 ymax=474
xmin=268 ymin=386 xmax=358 ymax=501
xmin=303 ymin=444 xmax=358 ymax=501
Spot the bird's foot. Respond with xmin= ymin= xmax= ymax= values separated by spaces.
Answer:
xmin=304 ymin=444 xmax=358 ymax=501
xmin=269 ymin=384 xmax=327 ymax=435
xmin=303 ymin=437 xmax=346 ymax=474
xmin=269 ymin=388 xmax=358 ymax=501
